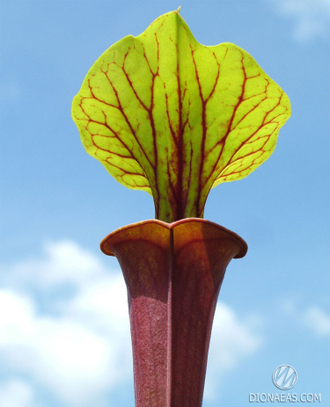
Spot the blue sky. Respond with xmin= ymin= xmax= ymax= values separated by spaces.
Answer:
xmin=0 ymin=0 xmax=329 ymax=406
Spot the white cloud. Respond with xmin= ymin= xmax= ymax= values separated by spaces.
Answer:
xmin=0 ymin=290 xmax=119 ymax=405
xmin=280 ymin=298 xmax=330 ymax=338
xmin=0 ymin=380 xmax=35 ymax=407
xmin=302 ymin=306 xmax=330 ymax=337
xmin=204 ymin=303 xmax=263 ymax=401
xmin=1 ymin=240 xmax=108 ymax=290
xmin=269 ymin=0 xmax=330 ymax=41
xmin=0 ymin=242 xmax=132 ymax=406
xmin=0 ymin=240 xmax=263 ymax=406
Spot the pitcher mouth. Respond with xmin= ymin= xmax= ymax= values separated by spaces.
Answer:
xmin=100 ymin=217 xmax=248 ymax=259
xmin=99 ymin=216 xmax=248 ymax=406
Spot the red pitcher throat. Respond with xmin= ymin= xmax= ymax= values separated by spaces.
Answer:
xmin=101 ymin=218 xmax=247 ymax=407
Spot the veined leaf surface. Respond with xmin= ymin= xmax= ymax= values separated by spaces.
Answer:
xmin=72 ymin=9 xmax=291 ymax=222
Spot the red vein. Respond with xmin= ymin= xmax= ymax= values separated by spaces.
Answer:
xmin=190 ymin=47 xmax=221 ymax=214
